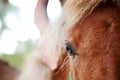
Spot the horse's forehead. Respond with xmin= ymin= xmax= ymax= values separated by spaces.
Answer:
xmin=67 ymin=1 xmax=120 ymax=50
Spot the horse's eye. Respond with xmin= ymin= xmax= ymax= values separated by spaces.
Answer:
xmin=65 ymin=41 xmax=76 ymax=56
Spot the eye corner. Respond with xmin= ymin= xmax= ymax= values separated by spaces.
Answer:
xmin=64 ymin=40 xmax=76 ymax=56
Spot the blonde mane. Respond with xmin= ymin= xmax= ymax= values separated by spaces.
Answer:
xmin=62 ymin=0 xmax=120 ymax=30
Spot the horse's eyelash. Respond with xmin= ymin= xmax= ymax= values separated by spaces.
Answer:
xmin=64 ymin=41 xmax=76 ymax=56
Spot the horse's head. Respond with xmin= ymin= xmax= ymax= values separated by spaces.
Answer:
xmin=19 ymin=0 xmax=120 ymax=80
xmin=54 ymin=0 xmax=120 ymax=80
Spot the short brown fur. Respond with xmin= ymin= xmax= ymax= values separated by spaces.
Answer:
xmin=53 ymin=1 xmax=120 ymax=80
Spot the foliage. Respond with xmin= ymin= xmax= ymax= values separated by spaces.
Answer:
xmin=0 ymin=0 xmax=18 ymax=36
xmin=0 ymin=39 xmax=38 ymax=71
xmin=0 ymin=0 xmax=38 ymax=71
xmin=0 ymin=53 xmax=25 ymax=71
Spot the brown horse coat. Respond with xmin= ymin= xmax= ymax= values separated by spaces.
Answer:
xmin=0 ymin=59 xmax=19 ymax=80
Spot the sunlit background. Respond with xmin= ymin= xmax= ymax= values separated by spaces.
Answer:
xmin=0 ymin=0 xmax=61 ymax=70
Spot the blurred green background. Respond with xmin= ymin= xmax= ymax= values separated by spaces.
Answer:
xmin=0 ymin=40 xmax=38 ymax=71
xmin=0 ymin=0 xmax=61 ymax=72
xmin=0 ymin=0 xmax=38 ymax=71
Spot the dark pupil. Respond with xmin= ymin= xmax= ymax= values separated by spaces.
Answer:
xmin=65 ymin=41 xmax=76 ymax=56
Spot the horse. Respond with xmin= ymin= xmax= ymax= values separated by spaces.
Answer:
xmin=19 ymin=0 xmax=120 ymax=80
xmin=0 ymin=59 xmax=19 ymax=80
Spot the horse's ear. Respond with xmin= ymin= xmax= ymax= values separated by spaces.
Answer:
xmin=0 ymin=59 xmax=20 ymax=80
xmin=34 ymin=0 xmax=59 ymax=70
xmin=38 ymin=32 xmax=61 ymax=70
xmin=34 ymin=0 xmax=49 ymax=34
